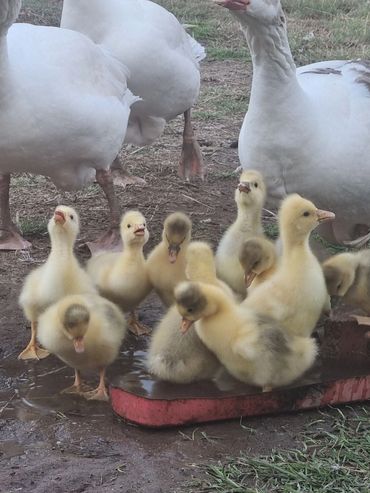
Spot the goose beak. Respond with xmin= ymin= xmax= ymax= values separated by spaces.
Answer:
xmin=238 ymin=181 xmax=251 ymax=193
xmin=134 ymin=224 xmax=146 ymax=236
xmin=214 ymin=0 xmax=250 ymax=11
xmin=54 ymin=210 xmax=66 ymax=225
xmin=244 ymin=271 xmax=257 ymax=287
xmin=73 ymin=337 xmax=85 ymax=353
xmin=168 ymin=245 xmax=180 ymax=263
xmin=317 ymin=209 xmax=335 ymax=223
xmin=180 ymin=318 xmax=194 ymax=334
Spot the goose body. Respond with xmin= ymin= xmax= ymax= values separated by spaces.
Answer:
xmin=217 ymin=0 xmax=370 ymax=244
xmin=0 ymin=20 xmax=134 ymax=189
xmin=0 ymin=0 xmax=137 ymax=251
xmin=61 ymin=0 xmax=205 ymax=147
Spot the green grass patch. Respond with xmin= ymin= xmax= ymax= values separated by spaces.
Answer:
xmin=189 ymin=407 xmax=370 ymax=492
xmin=19 ymin=217 xmax=48 ymax=236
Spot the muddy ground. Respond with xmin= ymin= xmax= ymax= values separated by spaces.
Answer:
xmin=1 ymin=3 xmax=369 ymax=493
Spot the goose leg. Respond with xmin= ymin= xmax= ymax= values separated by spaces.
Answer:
xmin=61 ymin=369 xmax=91 ymax=395
xmin=83 ymin=368 xmax=110 ymax=401
xmin=110 ymin=156 xmax=146 ymax=188
xmin=18 ymin=320 xmax=50 ymax=360
xmin=179 ymin=109 xmax=205 ymax=181
xmin=86 ymin=169 xmax=122 ymax=255
xmin=0 ymin=174 xmax=31 ymax=250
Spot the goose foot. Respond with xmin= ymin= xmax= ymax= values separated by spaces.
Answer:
xmin=0 ymin=229 xmax=31 ymax=251
xmin=18 ymin=344 xmax=50 ymax=361
xmin=179 ymin=109 xmax=205 ymax=181
xmin=61 ymin=370 xmax=92 ymax=395
xmin=83 ymin=369 xmax=109 ymax=401
xmin=111 ymin=167 xmax=146 ymax=188
xmin=18 ymin=321 xmax=50 ymax=360
xmin=110 ymin=156 xmax=146 ymax=188
xmin=128 ymin=311 xmax=151 ymax=336
xmin=86 ymin=227 xmax=122 ymax=255
xmin=215 ymin=0 xmax=250 ymax=10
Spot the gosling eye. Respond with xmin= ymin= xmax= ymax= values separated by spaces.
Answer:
xmin=70 ymin=215 xmax=74 ymax=220
xmin=254 ymin=182 xmax=258 ymax=188
xmin=337 ymin=282 xmax=342 ymax=291
xmin=127 ymin=224 xmax=131 ymax=228
xmin=303 ymin=211 xmax=310 ymax=217
xmin=187 ymin=308 xmax=193 ymax=313
xmin=253 ymin=261 xmax=260 ymax=269
xmin=143 ymin=223 xmax=146 ymax=228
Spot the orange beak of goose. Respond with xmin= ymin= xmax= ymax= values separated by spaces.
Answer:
xmin=54 ymin=210 xmax=66 ymax=225
xmin=238 ymin=181 xmax=251 ymax=193
xmin=73 ymin=337 xmax=85 ymax=354
xmin=215 ymin=0 xmax=250 ymax=11
xmin=317 ymin=209 xmax=335 ymax=224
xmin=180 ymin=318 xmax=194 ymax=334
xmin=134 ymin=224 xmax=146 ymax=236
xmin=244 ymin=271 xmax=257 ymax=287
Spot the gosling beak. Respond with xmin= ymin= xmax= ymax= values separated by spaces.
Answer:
xmin=73 ymin=337 xmax=85 ymax=354
xmin=134 ymin=224 xmax=146 ymax=236
xmin=245 ymin=271 xmax=257 ymax=288
xmin=180 ymin=318 xmax=194 ymax=334
xmin=317 ymin=209 xmax=335 ymax=224
xmin=238 ymin=181 xmax=251 ymax=193
xmin=54 ymin=210 xmax=66 ymax=225
xmin=168 ymin=246 xmax=180 ymax=264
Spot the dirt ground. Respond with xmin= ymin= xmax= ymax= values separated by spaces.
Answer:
xmin=1 ymin=3 xmax=368 ymax=493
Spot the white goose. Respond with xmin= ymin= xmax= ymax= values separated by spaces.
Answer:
xmin=61 ymin=0 xmax=206 ymax=181
xmin=216 ymin=0 xmax=370 ymax=246
xmin=0 ymin=0 xmax=137 ymax=252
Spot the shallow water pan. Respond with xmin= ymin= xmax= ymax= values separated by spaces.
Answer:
xmin=110 ymin=317 xmax=370 ymax=427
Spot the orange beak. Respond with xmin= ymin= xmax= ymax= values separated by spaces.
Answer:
xmin=180 ymin=318 xmax=194 ymax=334
xmin=317 ymin=209 xmax=335 ymax=224
xmin=168 ymin=246 xmax=179 ymax=264
xmin=134 ymin=224 xmax=146 ymax=236
xmin=238 ymin=181 xmax=251 ymax=193
xmin=73 ymin=337 xmax=85 ymax=353
xmin=244 ymin=271 xmax=257 ymax=287
xmin=54 ymin=210 xmax=66 ymax=225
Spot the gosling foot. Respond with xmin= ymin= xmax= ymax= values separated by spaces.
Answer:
xmin=128 ymin=313 xmax=151 ymax=336
xmin=18 ymin=344 xmax=50 ymax=361
xmin=83 ymin=386 xmax=109 ymax=402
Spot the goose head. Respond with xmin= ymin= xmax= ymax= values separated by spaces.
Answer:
xmin=214 ymin=0 xmax=284 ymax=25
xmin=239 ymin=236 xmax=276 ymax=287
xmin=235 ymin=169 xmax=266 ymax=209
xmin=120 ymin=210 xmax=149 ymax=247
xmin=279 ymin=194 xmax=335 ymax=244
xmin=48 ymin=205 xmax=80 ymax=244
xmin=61 ymin=303 xmax=90 ymax=354
xmin=323 ymin=254 xmax=357 ymax=297
xmin=163 ymin=212 xmax=192 ymax=264
xmin=185 ymin=241 xmax=216 ymax=281
xmin=174 ymin=281 xmax=210 ymax=333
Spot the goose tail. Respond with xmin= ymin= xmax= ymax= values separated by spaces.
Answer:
xmin=0 ymin=0 xmax=22 ymax=36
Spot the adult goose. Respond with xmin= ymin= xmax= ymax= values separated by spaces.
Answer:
xmin=216 ymin=0 xmax=370 ymax=246
xmin=0 ymin=0 xmax=137 ymax=252
xmin=61 ymin=0 xmax=206 ymax=181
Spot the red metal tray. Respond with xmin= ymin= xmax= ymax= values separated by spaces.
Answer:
xmin=110 ymin=317 xmax=370 ymax=427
